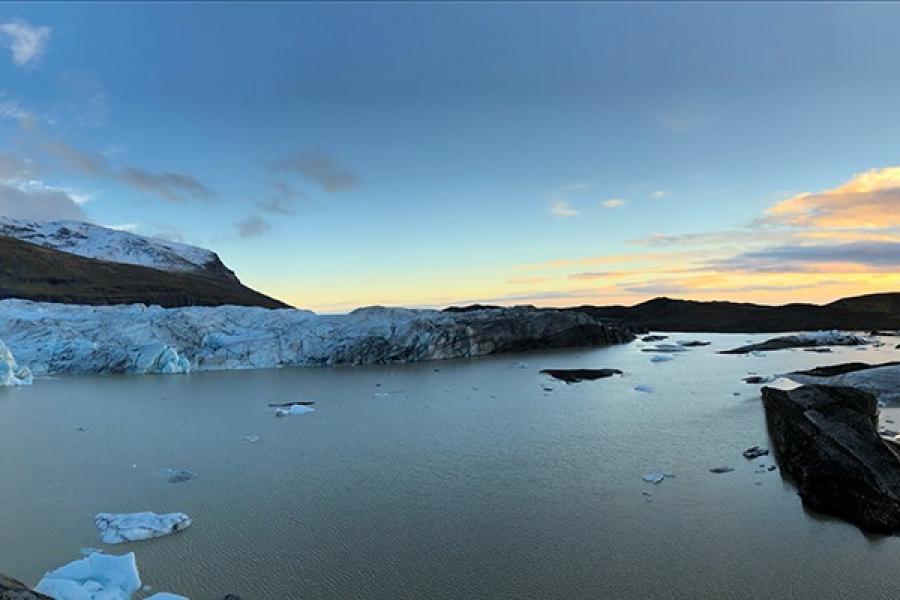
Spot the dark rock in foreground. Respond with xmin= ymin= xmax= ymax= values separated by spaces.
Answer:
xmin=540 ymin=368 xmax=623 ymax=383
xmin=761 ymin=384 xmax=900 ymax=533
xmin=0 ymin=574 xmax=53 ymax=600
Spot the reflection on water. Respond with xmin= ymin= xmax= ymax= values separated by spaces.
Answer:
xmin=3 ymin=333 xmax=900 ymax=599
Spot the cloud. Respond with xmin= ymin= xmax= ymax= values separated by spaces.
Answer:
xmin=601 ymin=198 xmax=626 ymax=209
xmin=119 ymin=166 xmax=212 ymax=203
xmin=568 ymin=270 xmax=637 ymax=281
xmin=708 ymin=242 xmax=900 ymax=273
xmin=257 ymin=180 xmax=307 ymax=215
xmin=622 ymin=279 xmax=823 ymax=296
xmin=271 ymin=151 xmax=359 ymax=193
xmin=42 ymin=139 xmax=212 ymax=203
xmin=0 ymin=19 xmax=51 ymax=68
xmin=656 ymin=110 xmax=711 ymax=133
xmin=549 ymin=198 xmax=578 ymax=218
xmin=763 ymin=166 xmax=900 ymax=230
xmin=235 ymin=215 xmax=270 ymax=238
xmin=0 ymin=152 xmax=34 ymax=180
xmin=0 ymin=181 xmax=87 ymax=220
xmin=652 ymin=190 xmax=667 ymax=199
xmin=507 ymin=276 xmax=549 ymax=285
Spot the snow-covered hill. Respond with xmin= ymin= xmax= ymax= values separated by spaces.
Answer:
xmin=0 ymin=218 xmax=237 ymax=281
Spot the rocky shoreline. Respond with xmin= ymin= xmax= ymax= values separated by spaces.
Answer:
xmin=763 ymin=362 xmax=900 ymax=533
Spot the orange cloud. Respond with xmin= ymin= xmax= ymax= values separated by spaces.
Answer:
xmin=765 ymin=166 xmax=900 ymax=229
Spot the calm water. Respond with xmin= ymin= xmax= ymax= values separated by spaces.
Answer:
xmin=3 ymin=333 xmax=900 ymax=599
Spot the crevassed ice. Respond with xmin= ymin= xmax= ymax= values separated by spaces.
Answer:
xmin=0 ymin=339 xmax=32 ymax=386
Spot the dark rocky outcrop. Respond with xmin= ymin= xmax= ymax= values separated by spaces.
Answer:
xmin=761 ymin=384 xmax=900 ymax=533
xmin=0 ymin=574 xmax=52 ymax=600
xmin=540 ymin=368 xmax=623 ymax=383
xmin=793 ymin=361 xmax=900 ymax=378
xmin=720 ymin=333 xmax=868 ymax=354
xmin=568 ymin=293 xmax=900 ymax=333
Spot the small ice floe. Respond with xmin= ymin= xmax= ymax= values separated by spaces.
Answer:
xmin=642 ymin=472 xmax=674 ymax=484
xmin=275 ymin=404 xmax=315 ymax=417
xmin=94 ymin=511 xmax=192 ymax=544
xmin=242 ymin=434 xmax=261 ymax=444
xmin=642 ymin=473 xmax=665 ymax=484
xmin=146 ymin=594 xmax=189 ymax=599
xmin=36 ymin=552 xmax=142 ymax=600
xmin=641 ymin=344 xmax=688 ymax=354
xmin=633 ymin=385 xmax=654 ymax=393
xmin=742 ymin=446 xmax=769 ymax=460
xmin=709 ymin=466 xmax=735 ymax=474
xmin=163 ymin=468 xmax=196 ymax=484
xmin=650 ymin=354 xmax=673 ymax=363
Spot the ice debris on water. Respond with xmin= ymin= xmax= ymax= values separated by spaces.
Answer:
xmin=163 ymin=468 xmax=196 ymax=483
xmin=94 ymin=511 xmax=192 ymax=544
xmin=35 ymin=551 xmax=187 ymax=600
xmin=275 ymin=404 xmax=315 ymax=417
xmin=633 ymin=385 xmax=654 ymax=393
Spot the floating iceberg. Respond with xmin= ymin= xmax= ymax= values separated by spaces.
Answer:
xmin=35 ymin=552 xmax=141 ymax=600
xmin=0 ymin=300 xmax=634 ymax=376
xmin=275 ymin=404 xmax=315 ymax=417
xmin=650 ymin=354 xmax=673 ymax=363
xmin=0 ymin=339 xmax=32 ymax=386
xmin=633 ymin=385 xmax=655 ymax=393
xmin=34 ymin=551 xmax=187 ymax=600
xmin=95 ymin=512 xmax=192 ymax=544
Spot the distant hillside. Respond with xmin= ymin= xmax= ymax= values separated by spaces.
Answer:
xmin=0 ymin=236 xmax=288 ymax=308
xmin=568 ymin=294 xmax=900 ymax=333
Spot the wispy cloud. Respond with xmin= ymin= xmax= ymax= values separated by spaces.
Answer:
xmin=0 ymin=19 xmax=51 ymax=69
xmin=270 ymin=151 xmax=359 ymax=193
xmin=507 ymin=276 xmax=549 ymax=285
xmin=42 ymin=139 xmax=212 ymax=203
xmin=257 ymin=180 xmax=307 ymax=215
xmin=548 ymin=198 xmax=578 ymax=218
xmin=652 ymin=190 xmax=667 ymax=199
xmin=600 ymin=198 xmax=626 ymax=209
xmin=235 ymin=215 xmax=270 ymax=238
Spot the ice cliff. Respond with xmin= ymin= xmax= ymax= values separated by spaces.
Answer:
xmin=0 ymin=339 xmax=32 ymax=385
xmin=0 ymin=299 xmax=634 ymax=376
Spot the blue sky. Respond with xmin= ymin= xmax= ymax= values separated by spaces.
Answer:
xmin=2 ymin=2 xmax=900 ymax=310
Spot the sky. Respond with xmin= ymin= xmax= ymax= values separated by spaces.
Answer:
xmin=1 ymin=2 xmax=899 ymax=312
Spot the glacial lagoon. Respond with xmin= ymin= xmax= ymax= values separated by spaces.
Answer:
xmin=4 ymin=333 xmax=900 ymax=599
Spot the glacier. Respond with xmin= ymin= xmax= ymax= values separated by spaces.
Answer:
xmin=0 ymin=339 xmax=32 ymax=385
xmin=0 ymin=299 xmax=634 ymax=376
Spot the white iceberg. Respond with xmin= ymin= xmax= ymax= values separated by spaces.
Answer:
xmin=94 ymin=512 xmax=192 ymax=544
xmin=0 ymin=339 xmax=32 ymax=386
xmin=275 ymin=404 xmax=315 ymax=417
xmin=650 ymin=354 xmax=673 ymax=363
xmin=785 ymin=364 xmax=900 ymax=405
xmin=35 ymin=552 xmax=141 ymax=600
xmin=34 ymin=551 xmax=188 ymax=600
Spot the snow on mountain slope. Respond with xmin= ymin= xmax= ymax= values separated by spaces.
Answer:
xmin=0 ymin=217 xmax=237 ymax=281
